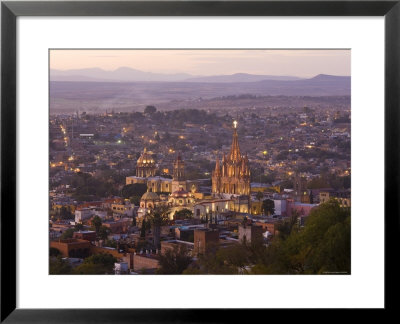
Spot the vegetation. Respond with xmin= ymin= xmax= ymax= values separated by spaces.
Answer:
xmin=147 ymin=206 xmax=170 ymax=249
xmin=173 ymin=208 xmax=193 ymax=220
xmin=49 ymin=256 xmax=72 ymax=274
xmin=60 ymin=228 xmax=75 ymax=239
xmin=49 ymin=247 xmax=61 ymax=257
xmin=251 ymin=200 xmax=350 ymax=274
xmin=157 ymin=245 xmax=193 ymax=274
xmin=121 ymin=183 xmax=147 ymax=200
xmin=69 ymin=172 xmax=119 ymax=201
xmin=187 ymin=201 xmax=349 ymax=275
xmin=262 ymin=199 xmax=275 ymax=216
xmin=73 ymin=253 xmax=117 ymax=275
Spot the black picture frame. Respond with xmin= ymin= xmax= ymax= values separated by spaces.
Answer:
xmin=1 ymin=0 xmax=399 ymax=322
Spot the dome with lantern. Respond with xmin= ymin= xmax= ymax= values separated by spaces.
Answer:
xmin=136 ymin=148 xmax=156 ymax=178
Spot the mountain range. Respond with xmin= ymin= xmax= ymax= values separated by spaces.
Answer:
xmin=50 ymin=67 xmax=305 ymax=83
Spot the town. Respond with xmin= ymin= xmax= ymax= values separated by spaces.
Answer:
xmin=49 ymin=101 xmax=351 ymax=275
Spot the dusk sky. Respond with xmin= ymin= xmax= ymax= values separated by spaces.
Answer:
xmin=50 ymin=49 xmax=350 ymax=77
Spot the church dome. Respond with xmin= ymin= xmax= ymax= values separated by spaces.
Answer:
xmin=137 ymin=148 xmax=155 ymax=166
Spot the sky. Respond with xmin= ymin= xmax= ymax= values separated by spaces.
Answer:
xmin=50 ymin=49 xmax=350 ymax=77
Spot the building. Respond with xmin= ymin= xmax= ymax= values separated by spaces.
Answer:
xmin=161 ymin=240 xmax=194 ymax=255
xmin=50 ymin=238 xmax=91 ymax=258
xmin=212 ymin=121 xmax=251 ymax=196
xmin=193 ymin=228 xmax=219 ymax=255
xmin=319 ymin=190 xmax=351 ymax=207
xmin=171 ymin=153 xmax=186 ymax=192
xmin=293 ymin=174 xmax=309 ymax=203
xmin=133 ymin=253 xmax=160 ymax=272
xmin=193 ymin=199 xmax=233 ymax=220
xmin=139 ymin=191 xmax=160 ymax=209
xmin=114 ymin=262 xmax=129 ymax=274
xmin=73 ymin=230 xmax=97 ymax=242
xmin=111 ymin=201 xmax=134 ymax=217
xmin=135 ymin=148 xmax=156 ymax=178
xmin=126 ymin=153 xmax=198 ymax=194
xmin=238 ymin=224 xmax=263 ymax=244
xmin=74 ymin=208 xmax=93 ymax=223
xmin=167 ymin=187 xmax=195 ymax=219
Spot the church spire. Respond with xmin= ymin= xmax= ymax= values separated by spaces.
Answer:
xmin=214 ymin=154 xmax=221 ymax=175
xmin=229 ymin=120 xmax=241 ymax=161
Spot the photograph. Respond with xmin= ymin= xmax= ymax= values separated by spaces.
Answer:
xmin=49 ymin=49 xmax=351 ymax=275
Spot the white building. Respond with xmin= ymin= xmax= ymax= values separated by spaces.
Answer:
xmin=74 ymin=208 xmax=93 ymax=223
xmin=193 ymin=199 xmax=232 ymax=219
xmin=114 ymin=262 xmax=129 ymax=275
xmin=273 ymin=199 xmax=287 ymax=216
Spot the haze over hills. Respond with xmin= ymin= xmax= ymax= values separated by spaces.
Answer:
xmin=50 ymin=73 xmax=351 ymax=113
xmin=50 ymin=67 xmax=193 ymax=82
xmin=50 ymin=67 xmax=305 ymax=83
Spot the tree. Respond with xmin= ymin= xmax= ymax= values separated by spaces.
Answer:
xmin=140 ymin=220 xmax=147 ymax=238
xmin=276 ymin=213 xmax=299 ymax=240
xmin=98 ymin=225 xmax=111 ymax=241
xmin=60 ymin=228 xmax=75 ymax=239
xmin=49 ymin=247 xmax=61 ymax=257
xmin=49 ymin=256 xmax=72 ymax=274
xmin=256 ymin=191 xmax=264 ymax=202
xmin=157 ymin=245 xmax=192 ymax=274
xmin=251 ymin=200 xmax=350 ymax=274
xmin=144 ymin=105 xmax=157 ymax=115
xmin=174 ymin=208 xmax=193 ymax=220
xmin=262 ymin=199 xmax=275 ymax=216
xmin=92 ymin=215 xmax=102 ymax=233
xmin=74 ymin=223 xmax=84 ymax=231
xmin=73 ymin=253 xmax=117 ymax=274
xmin=148 ymin=206 xmax=170 ymax=249
xmin=121 ymin=183 xmax=147 ymax=199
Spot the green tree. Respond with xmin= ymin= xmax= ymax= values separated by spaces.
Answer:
xmin=49 ymin=256 xmax=72 ymax=274
xmin=92 ymin=215 xmax=102 ymax=233
xmin=174 ymin=208 xmax=193 ymax=220
xmin=252 ymin=200 xmax=350 ymax=274
xmin=98 ymin=225 xmax=111 ymax=241
xmin=121 ymin=183 xmax=147 ymax=199
xmin=157 ymin=245 xmax=192 ymax=274
xmin=262 ymin=199 xmax=275 ymax=216
xmin=60 ymin=228 xmax=75 ymax=239
xmin=74 ymin=223 xmax=84 ymax=231
xmin=256 ymin=191 xmax=264 ymax=202
xmin=140 ymin=220 xmax=147 ymax=238
xmin=148 ymin=206 xmax=170 ymax=249
xmin=73 ymin=253 xmax=117 ymax=274
xmin=49 ymin=247 xmax=61 ymax=257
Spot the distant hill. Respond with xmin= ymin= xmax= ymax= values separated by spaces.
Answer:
xmin=50 ymin=67 xmax=307 ymax=83
xmin=50 ymin=67 xmax=193 ymax=82
xmin=185 ymin=73 xmax=302 ymax=83
xmin=50 ymin=74 xmax=351 ymax=113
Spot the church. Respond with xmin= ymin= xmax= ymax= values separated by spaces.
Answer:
xmin=212 ymin=121 xmax=251 ymax=196
xmin=126 ymin=149 xmax=197 ymax=194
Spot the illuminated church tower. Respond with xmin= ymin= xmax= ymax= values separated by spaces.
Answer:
xmin=212 ymin=121 xmax=251 ymax=196
xmin=136 ymin=148 xmax=156 ymax=178
xmin=172 ymin=153 xmax=187 ymax=192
